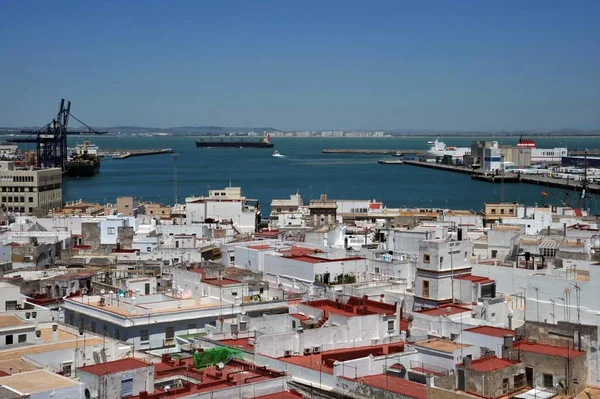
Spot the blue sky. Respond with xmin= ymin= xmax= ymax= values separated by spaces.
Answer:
xmin=1 ymin=1 xmax=599 ymax=131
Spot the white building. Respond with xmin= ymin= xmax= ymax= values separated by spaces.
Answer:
xmin=62 ymin=291 xmax=290 ymax=350
xmin=414 ymin=238 xmax=472 ymax=309
xmin=78 ymin=358 xmax=154 ymax=399
xmin=185 ymin=186 xmax=259 ymax=234
xmin=483 ymin=142 xmax=502 ymax=171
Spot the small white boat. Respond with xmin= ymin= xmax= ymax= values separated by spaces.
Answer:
xmin=273 ymin=150 xmax=285 ymax=158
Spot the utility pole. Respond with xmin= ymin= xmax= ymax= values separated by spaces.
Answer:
xmin=173 ymin=153 xmax=179 ymax=205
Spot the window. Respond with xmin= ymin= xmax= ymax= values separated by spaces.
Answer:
xmin=5 ymin=335 xmax=13 ymax=345
xmin=542 ymin=374 xmax=553 ymax=388
xmin=114 ymin=329 xmax=120 ymax=340
xmin=509 ymin=209 xmax=514 ymax=214
xmin=491 ymin=250 xmax=498 ymax=258
xmin=187 ymin=323 xmax=196 ymax=331
xmin=140 ymin=329 xmax=149 ymax=342
xmin=423 ymin=253 xmax=431 ymax=263
xmin=107 ymin=227 xmax=116 ymax=235
xmin=5 ymin=301 xmax=17 ymax=310
xmin=514 ymin=373 xmax=525 ymax=388
xmin=481 ymin=283 xmax=496 ymax=299
xmin=387 ymin=320 xmax=394 ymax=331
xmin=491 ymin=208 xmax=496 ymax=214
xmin=29 ymin=197 xmax=33 ymax=202
xmin=121 ymin=376 xmax=133 ymax=397
xmin=91 ymin=321 xmax=96 ymax=333
xmin=422 ymin=280 xmax=430 ymax=298
xmin=439 ymin=256 xmax=443 ymax=266
xmin=18 ymin=334 xmax=26 ymax=343
xmin=375 ymin=267 xmax=380 ymax=274
xmin=231 ymin=292 xmax=238 ymax=296
xmin=292 ymin=320 xmax=296 ymax=329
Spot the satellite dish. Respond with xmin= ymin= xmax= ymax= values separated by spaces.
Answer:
xmin=100 ymin=348 xmax=107 ymax=363
xmin=109 ymin=290 xmax=114 ymax=295
xmin=100 ymin=289 xmax=105 ymax=295
xmin=216 ymin=362 xmax=225 ymax=370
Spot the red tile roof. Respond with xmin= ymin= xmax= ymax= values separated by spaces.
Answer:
xmin=416 ymin=304 xmax=471 ymax=316
xmin=289 ymin=313 xmax=310 ymax=321
xmin=248 ymin=244 xmax=271 ymax=250
xmin=464 ymin=326 xmax=516 ymax=338
xmin=463 ymin=356 xmax=519 ymax=372
xmin=513 ymin=340 xmax=585 ymax=359
xmin=78 ymin=358 xmax=151 ymax=376
xmin=454 ymin=274 xmax=495 ymax=284
xmin=201 ymin=277 xmax=242 ymax=286
xmin=276 ymin=342 xmax=404 ymax=372
xmin=254 ymin=392 xmax=303 ymax=399
xmin=348 ymin=374 xmax=426 ymax=399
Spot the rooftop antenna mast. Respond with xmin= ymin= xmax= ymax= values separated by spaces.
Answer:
xmin=580 ymin=150 xmax=589 ymax=210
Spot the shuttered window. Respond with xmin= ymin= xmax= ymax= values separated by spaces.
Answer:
xmin=121 ymin=375 xmax=133 ymax=397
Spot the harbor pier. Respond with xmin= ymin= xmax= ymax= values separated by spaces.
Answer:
xmin=402 ymin=160 xmax=600 ymax=194
xmin=99 ymin=149 xmax=175 ymax=159
xmin=323 ymin=149 xmax=425 ymax=155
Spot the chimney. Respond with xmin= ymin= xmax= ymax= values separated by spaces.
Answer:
xmin=503 ymin=334 xmax=513 ymax=359
xmin=395 ymin=301 xmax=401 ymax=334
xmin=463 ymin=356 xmax=472 ymax=367
xmin=507 ymin=313 xmax=513 ymax=330
xmin=52 ymin=324 xmax=59 ymax=342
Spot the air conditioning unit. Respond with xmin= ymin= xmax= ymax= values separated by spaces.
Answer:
xmin=284 ymin=350 xmax=292 ymax=358
xmin=313 ymin=347 xmax=321 ymax=354
xmin=303 ymin=348 xmax=312 ymax=356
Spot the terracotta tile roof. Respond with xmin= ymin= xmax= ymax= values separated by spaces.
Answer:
xmin=414 ymin=338 xmax=471 ymax=353
xmin=454 ymin=274 xmax=495 ymax=284
xmin=416 ymin=304 xmax=471 ymax=316
xmin=289 ymin=313 xmax=310 ymax=321
xmin=464 ymin=326 xmax=515 ymax=338
xmin=352 ymin=374 xmax=426 ymax=399
xmin=0 ymin=315 xmax=25 ymax=328
xmin=201 ymin=277 xmax=242 ymax=286
xmin=78 ymin=358 xmax=151 ymax=376
xmin=463 ymin=356 xmax=519 ymax=372
xmin=513 ymin=340 xmax=585 ymax=359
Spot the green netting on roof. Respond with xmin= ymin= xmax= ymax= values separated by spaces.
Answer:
xmin=193 ymin=347 xmax=243 ymax=370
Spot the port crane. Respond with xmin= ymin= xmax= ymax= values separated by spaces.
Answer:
xmin=7 ymin=99 xmax=107 ymax=172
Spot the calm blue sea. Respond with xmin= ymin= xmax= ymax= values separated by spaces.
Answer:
xmin=20 ymin=136 xmax=598 ymax=214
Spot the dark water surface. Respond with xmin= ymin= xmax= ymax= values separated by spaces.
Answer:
xmin=33 ymin=136 xmax=598 ymax=214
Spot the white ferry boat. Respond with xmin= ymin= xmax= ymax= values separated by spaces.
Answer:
xmin=425 ymin=139 xmax=471 ymax=160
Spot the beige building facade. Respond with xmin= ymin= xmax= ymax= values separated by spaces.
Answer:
xmin=0 ymin=162 xmax=62 ymax=215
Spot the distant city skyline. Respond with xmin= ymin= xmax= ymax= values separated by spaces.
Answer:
xmin=0 ymin=1 xmax=599 ymax=131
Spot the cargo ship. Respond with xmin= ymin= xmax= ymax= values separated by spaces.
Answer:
xmin=196 ymin=134 xmax=274 ymax=148
xmin=67 ymin=140 xmax=100 ymax=177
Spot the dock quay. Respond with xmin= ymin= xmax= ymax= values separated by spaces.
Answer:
xmin=378 ymin=159 xmax=404 ymax=164
xmin=100 ymin=149 xmax=174 ymax=159
xmin=323 ymin=149 xmax=425 ymax=155
xmin=402 ymin=160 xmax=600 ymax=194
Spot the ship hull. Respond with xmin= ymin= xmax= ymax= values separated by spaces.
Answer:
xmin=67 ymin=162 xmax=100 ymax=177
xmin=196 ymin=141 xmax=274 ymax=148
